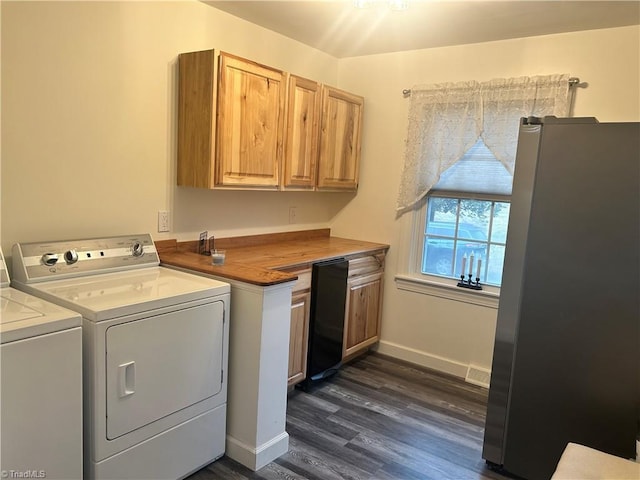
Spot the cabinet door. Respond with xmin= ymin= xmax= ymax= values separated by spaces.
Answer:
xmin=216 ymin=52 xmax=286 ymax=188
xmin=177 ymin=49 xmax=217 ymax=188
xmin=343 ymin=271 xmax=383 ymax=358
xmin=317 ymin=85 xmax=363 ymax=191
xmin=288 ymin=291 xmax=310 ymax=386
xmin=283 ymin=75 xmax=321 ymax=189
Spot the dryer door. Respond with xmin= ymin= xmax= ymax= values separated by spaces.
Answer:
xmin=105 ymin=301 xmax=224 ymax=439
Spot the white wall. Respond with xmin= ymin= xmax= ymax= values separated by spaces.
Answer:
xmin=1 ymin=0 xmax=346 ymax=252
xmin=2 ymin=1 xmax=638 ymax=378
xmin=331 ymin=25 xmax=640 ymax=374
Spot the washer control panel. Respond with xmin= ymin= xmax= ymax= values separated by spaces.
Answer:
xmin=12 ymin=234 xmax=159 ymax=283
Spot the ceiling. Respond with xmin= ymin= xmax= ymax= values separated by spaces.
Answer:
xmin=205 ymin=1 xmax=640 ymax=58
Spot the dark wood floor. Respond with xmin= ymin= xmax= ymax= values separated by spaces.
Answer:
xmin=187 ymin=353 xmax=514 ymax=480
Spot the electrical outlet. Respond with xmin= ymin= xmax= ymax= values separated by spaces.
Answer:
xmin=158 ymin=210 xmax=170 ymax=232
xmin=288 ymin=206 xmax=297 ymax=224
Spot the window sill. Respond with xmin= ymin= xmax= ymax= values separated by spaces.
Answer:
xmin=394 ymin=273 xmax=500 ymax=309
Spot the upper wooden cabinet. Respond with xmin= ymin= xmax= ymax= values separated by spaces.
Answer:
xmin=217 ymin=53 xmax=286 ymax=188
xmin=177 ymin=50 xmax=286 ymax=189
xmin=283 ymin=80 xmax=364 ymax=192
xmin=317 ymin=86 xmax=364 ymax=191
xmin=177 ymin=49 xmax=217 ymax=189
xmin=282 ymin=75 xmax=321 ymax=190
xmin=177 ymin=49 xmax=363 ymax=192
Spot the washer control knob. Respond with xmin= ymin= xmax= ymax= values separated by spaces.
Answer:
xmin=42 ymin=253 xmax=58 ymax=266
xmin=64 ymin=249 xmax=79 ymax=264
xmin=132 ymin=242 xmax=144 ymax=257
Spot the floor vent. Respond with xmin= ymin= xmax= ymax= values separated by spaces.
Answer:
xmin=465 ymin=365 xmax=491 ymax=389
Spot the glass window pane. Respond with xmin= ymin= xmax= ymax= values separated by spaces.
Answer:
xmin=423 ymin=195 xmax=509 ymax=287
xmin=426 ymin=197 xmax=458 ymax=235
xmin=458 ymin=199 xmax=490 ymax=241
xmin=491 ymin=202 xmax=510 ymax=244
xmin=423 ymin=238 xmax=455 ymax=276
xmin=487 ymin=244 xmax=506 ymax=285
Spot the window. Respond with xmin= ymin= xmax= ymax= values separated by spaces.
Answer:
xmin=395 ymin=75 xmax=570 ymax=302
xmin=420 ymin=138 xmax=511 ymax=286
xmin=422 ymin=195 xmax=510 ymax=286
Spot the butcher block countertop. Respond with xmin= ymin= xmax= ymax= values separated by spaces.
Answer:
xmin=156 ymin=229 xmax=389 ymax=286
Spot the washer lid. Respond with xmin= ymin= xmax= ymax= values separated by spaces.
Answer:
xmin=18 ymin=266 xmax=230 ymax=322
xmin=0 ymin=287 xmax=82 ymax=343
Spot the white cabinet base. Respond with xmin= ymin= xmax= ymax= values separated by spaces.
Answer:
xmin=210 ymin=276 xmax=294 ymax=471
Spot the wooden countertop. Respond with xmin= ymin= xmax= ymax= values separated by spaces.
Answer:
xmin=157 ymin=229 xmax=389 ymax=286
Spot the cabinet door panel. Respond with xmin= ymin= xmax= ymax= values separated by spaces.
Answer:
xmin=288 ymin=291 xmax=310 ymax=386
xmin=177 ymin=49 xmax=217 ymax=188
xmin=318 ymin=86 xmax=363 ymax=191
xmin=216 ymin=53 xmax=285 ymax=188
xmin=283 ymin=75 xmax=320 ymax=189
xmin=343 ymin=271 xmax=382 ymax=358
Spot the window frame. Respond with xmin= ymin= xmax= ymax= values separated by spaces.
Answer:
xmin=422 ymin=191 xmax=511 ymax=286
xmin=395 ymin=191 xmax=505 ymax=309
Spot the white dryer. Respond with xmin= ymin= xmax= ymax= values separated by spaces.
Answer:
xmin=11 ymin=234 xmax=230 ymax=480
xmin=0 ymin=248 xmax=83 ymax=480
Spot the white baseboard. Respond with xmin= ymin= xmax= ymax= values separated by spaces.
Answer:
xmin=375 ymin=340 xmax=473 ymax=380
xmin=226 ymin=432 xmax=289 ymax=471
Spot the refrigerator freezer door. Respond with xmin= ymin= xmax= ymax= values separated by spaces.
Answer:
xmin=482 ymin=123 xmax=543 ymax=465
xmin=483 ymin=120 xmax=639 ymax=480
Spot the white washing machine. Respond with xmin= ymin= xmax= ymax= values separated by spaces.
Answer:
xmin=11 ymin=234 xmax=230 ymax=480
xmin=0 ymin=248 xmax=83 ymax=480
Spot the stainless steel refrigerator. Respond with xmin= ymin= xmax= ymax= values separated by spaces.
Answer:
xmin=482 ymin=116 xmax=639 ymax=480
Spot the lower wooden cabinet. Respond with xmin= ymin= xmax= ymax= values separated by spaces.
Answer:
xmin=288 ymin=291 xmax=310 ymax=386
xmin=343 ymin=255 xmax=385 ymax=359
xmin=287 ymin=270 xmax=311 ymax=386
xmin=286 ymin=254 xmax=384 ymax=384
xmin=343 ymin=271 xmax=383 ymax=358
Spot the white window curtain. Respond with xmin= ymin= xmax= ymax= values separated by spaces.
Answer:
xmin=396 ymin=74 xmax=571 ymax=215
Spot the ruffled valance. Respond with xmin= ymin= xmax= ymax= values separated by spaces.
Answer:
xmin=396 ymin=74 xmax=571 ymax=215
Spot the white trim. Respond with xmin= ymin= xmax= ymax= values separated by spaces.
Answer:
xmin=375 ymin=340 xmax=469 ymax=378
xmin=395 ymin=193 xmax=502 ymax=309
xmin=226 ymin=432 xmax=289 ymax=471
xmin=395 ymin=274 xmax=499 ymax=309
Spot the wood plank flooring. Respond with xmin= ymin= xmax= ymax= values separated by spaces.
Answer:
xmin=187 ymin=353 xmax=515 ymax=480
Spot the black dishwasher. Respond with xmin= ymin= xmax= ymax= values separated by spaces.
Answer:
xmin=303 ymin=257 xmax=348 ymax=388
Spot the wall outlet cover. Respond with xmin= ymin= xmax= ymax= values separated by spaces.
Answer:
xmin=158 ymin=210 xmax=170 ymax=232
